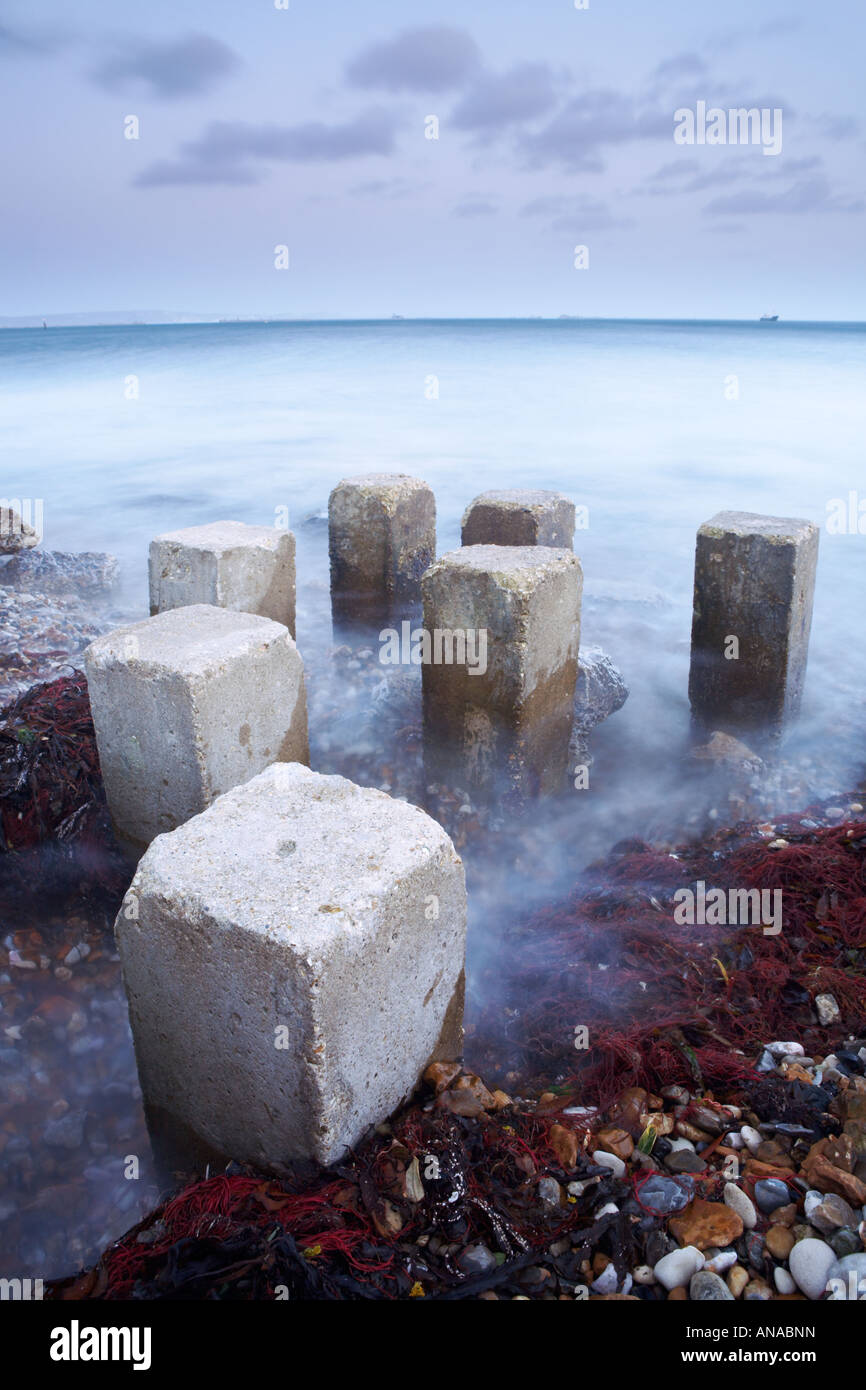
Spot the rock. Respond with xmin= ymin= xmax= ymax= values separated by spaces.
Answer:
xmin=767 ymin=1041 xmax=805 ymax=1059
xmin=669 ymin=1198 xmax=744 ymax=1251
xmin=690 ymin=730 xmax=763 ymax=773
xmin=765 ymin=1225 xmax=795 ymax=1260
xmin=804 ymin=1190 xmax=858 ymax=1233
xmin=593 ymin=1264 xmax=632 ymax=1296
xmin=654 ymin=1245 xmax=705 ymax=1291
xmin=704 ymin=1249 xmax=738 ymax=1275
xmin=116 ymin=763 xmax=467 ymax=1172
xmin=549 ymin=1123 xmax=580 ymax=1170
xmin=633 ymin=1265 xmax=656 ymax=1286
xmin=815 ymin=993 xmax=841 ymax=1026
xmin=570 ymin=645 xmax=629 ymax=757
xmin=727 ymin=1264 xmax=749 ymax=1298
xmin=537 ymin=1176 xmax=563 ymax=1209
xmin=149 ymin=521 xmax=297 ymax=636
xmin=788 ymin=1237 xmax=837 ymax=1300
xmin=636 ymin=1173 xmax=695 ymax=1215
xmin=743 ymin=1277 xmax=773 ymax=1301
xmin=1 ymin=548 xmax=118 ymax=596
xmin=740 ymin=1125 xmax=763 ymax=1154
xmin=595 ymin=1127 xmax=634 ymax=1161
xmin=753 ymin=1178 xmax=792 ymax=1214
xmin=690 ymin=1270 xmax=734 ymax=1301
xmin=824 ymin=1251 xmax=866 ymax=1299
xmin=0 ymin=504 xmax=40 ymax=553
xmin=607 ymin=1086 xmax=648 ymax=1135
xmin=723 ymin=1183 xmax=757 ymax=1229
xmin=829 ymin=1228 xmax=861 ymax=1258
xmin=665 ymin=1150 xmax=705 ymax=1175
xmin=774 ymin=1267 xmax=796 ymax=1294
xmin=590 ymin=1150 xmax=626 ymax=1179
xmin=457 ymin=1244 xmax=497 ymax=1276
xmin=803 ymin=1151 xmax=866 ymax=1205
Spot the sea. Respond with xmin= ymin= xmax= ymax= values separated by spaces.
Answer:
xmin=2 ymin=316 xmax=866 ymax=1278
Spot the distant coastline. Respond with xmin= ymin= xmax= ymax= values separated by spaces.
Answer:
xmin=3 ymin=313 xmax=866 ymax=329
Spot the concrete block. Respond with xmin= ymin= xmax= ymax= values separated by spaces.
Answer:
xmin=689 ymin=511 xmax=819 ymax=734
xmin=462 ymin=489 xmax=575 ymax=549
xmin=422 ymin=546 xmax=582 ymax=798
xmin=84 ymin=604 xmax=308 ymax=854
xmin=118 ymin=762 xmax=467 ymax=1173
xmin=329 ymin=473 xmax=435 ymax=625
xmin=149 ymin=521 xmax=296 ymax=636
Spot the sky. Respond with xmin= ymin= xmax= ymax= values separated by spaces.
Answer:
xmin=1 ymin=0 xmax=864 ymax=320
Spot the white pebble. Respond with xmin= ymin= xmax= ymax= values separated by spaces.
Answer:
xmin=740 ymin=1125 xmax=762 ymax=1154
xmin=591 ymin=1150 xmax=626 ymax=1179
xmin=774 ymin=1267 xmax=796 ymax=1295
xmin=654 ymin=1246 xmax=705 ymax=1291
xmin=724 ymin=1183 xmax=757 ymax=1230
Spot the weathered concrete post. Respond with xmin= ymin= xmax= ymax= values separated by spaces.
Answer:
xmin=118 ymin=763 xmax=467 ymax=1175
xmin=84 ymin=605 xmax=308 ymax=855
xmin=688 ymin=510 xmax=819 ymax=735
xmin=462 ymin=489 xmax=575 ymax=549
xmin=329 ymin=473 xmax=436 ymax=627
xmin=422 ymin=546 xmax=582 ymax=799
xmin=149 ymin=521 xmax=296 ymax=636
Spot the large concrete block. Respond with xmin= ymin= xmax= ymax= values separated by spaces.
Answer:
xmin=462 ymin=489 xmax=575 ymax=549
xmin=118 ymin=763 xmax=467 ymax=1173
xmin=149 ymin=521 xmax=296 ymax=635
xmin=689 ymin=511 xmax=819 ymax=734
xmin=422 ymin=546 xmax=582 ymax=798
xmin=84 ymin=605 xmax=308 ymax=854
xmin=329 ymin=473 xmax=435 ymax=626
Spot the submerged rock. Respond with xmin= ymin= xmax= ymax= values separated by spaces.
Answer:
xmin=0 ymin=549 xmax=119 ymax=598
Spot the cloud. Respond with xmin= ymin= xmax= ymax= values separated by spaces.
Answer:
xmin=452 ymin=196 xmax=498 ymax=217
xmin=518 ymin=89 xmax=671 ymax=170
xmin=651 ymin=53 xmax=708 ymax=83
xmin=0 ymin=19 xmax=71 ymax=56
xmin=704 ymin=173 xmax=865 ymax=216
xmin=350 ymin=176 xmax=429 ymax=200
xmin=136 ymin=110 xmax=398 ymax=187
xmin=521 ymin=194 xmax=630 ymax=232
xmin=346 ymin=26 xmax=480 ymax=93
xmin=91 ymin=32 xmax=240 ymax=99
xmin=451 ymin=63 xmax=560 ymax=131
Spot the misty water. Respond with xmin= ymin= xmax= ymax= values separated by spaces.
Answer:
xmin=2 ymin=317 xmax=866 ymax=1278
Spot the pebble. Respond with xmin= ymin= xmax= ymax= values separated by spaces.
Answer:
xmin=829 ymin=1228 xmax=861 ymax=1258
xmin=457 ymin=1244 xmax=498 ymax=1276
xmin=774 ymin=1267 xmax=796 ymax=1294
xmin=703 ymin=1249 xmax=738 ymax=1275
xmin=727 ymin=1264 xmax=749 ymax=1298
xmin=590 ymin=1150 xmax=625 ymax=1179
xmin=740 ymin=1125 xmax=762 ymax=1154
xmin=804 ymin=1190 xmax=857 ymax=1233
xmin=690 ymin=1270 xmax=734 ymax=1301
xmin=765 ymin=1225 xmax=795 ymax=1260
xmin=637 ymin=1173 xmax=695 ymax=1215
xmin=815 ymin=993 xmax=841 ymax=1026
xmin=723 ymin=1183 xmax=757 ymax=1229
xmin=789 ymin=1237 xmax=837 ymax=1300
xmin=654 ymin=1245 xmax=705 ymax=1291
xmin=767 ymin=1041 xmax=805 ymax=1059
xmin=593 ymin=1264 xmax=632 ymax=1295
xmin=537 ymin=1176 xmax=563 ymax=1208
xmin=743 ymin=1277 xmax=773 ymax=1300
xmin=754 ymin=1178 xmax=792 ymax=1214
xmin=825 ymin=1251 xmax=866 ymax=1299
xmin=632 ymin=1265 xmax=656 ymax=1285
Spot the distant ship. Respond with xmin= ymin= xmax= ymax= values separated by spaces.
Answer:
xmin=759 ymin=313 xmax=780 ymax=322
xmin=391 ymin=314 xmax=405 ymax=320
